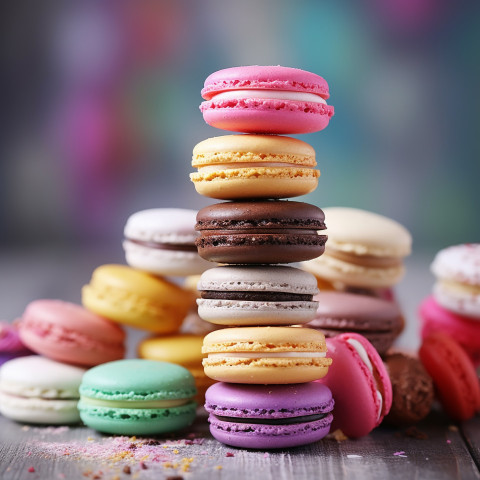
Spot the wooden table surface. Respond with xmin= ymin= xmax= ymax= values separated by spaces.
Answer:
xmin=0 ymin=249 xmax=479 ymax=480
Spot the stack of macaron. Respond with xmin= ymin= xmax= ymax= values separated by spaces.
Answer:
xmin=417 ymin=244 xmax=480 ymax=421
xmin=190 ymin=65 xmax=337 ymax=448
xmin=420 ymin=244 xmax=480 ymax=367
xmin=81 ymin=208 xmax=215 ymax=399
xmin=0 ymin=300 xmax=126 ymax=424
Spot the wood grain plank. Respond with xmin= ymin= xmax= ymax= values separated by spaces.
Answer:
xmin=461 ymin=415 xmax=480 ymax=470
xmin=1 ymin=410 xmax=479 ymax=480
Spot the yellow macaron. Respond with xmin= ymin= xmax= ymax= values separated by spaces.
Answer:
xmin=190 ymin=134 xmax=319 ymax=200
xmin=82 ymin=265 xmax=194 ymax=333
xmin=202 ymin=326 xmax=332 ymax=384
xmin=138 ymin=334 xmax=215 ymax=401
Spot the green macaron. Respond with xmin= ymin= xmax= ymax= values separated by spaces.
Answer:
xmin=78 ymin=359 xmax=197 ymax=435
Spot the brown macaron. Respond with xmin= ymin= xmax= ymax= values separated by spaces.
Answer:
xmin=384 ymin=352 xmax=434 ymax=426
xmin=195 ymin=200 xmax=327 ymax=265
xmin=304 ymin=291 xmax=404 ymax=356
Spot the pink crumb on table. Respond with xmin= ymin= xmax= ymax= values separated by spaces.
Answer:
xmin=225 ymin=452 xmax=234 ymax=457
xmin=28 ymin=467 xmax=35 ymax=473
xmin=394 ymin=451 xmax=407 ymax=457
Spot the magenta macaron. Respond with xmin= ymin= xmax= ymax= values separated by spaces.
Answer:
xmin=0 ymin=322 xmax=31 ymax=367
xmin=318 ymin=333 xmax=392 ymax=438
xmin=420 ymin=296 xmax=480 ymax=367
xmin=205 ymin=382 xmax=334 ymax=449
xmin=19 ymin=300 xmax=126 ymax=367
xmin=200 ymin=66 xmax=334 ymax=134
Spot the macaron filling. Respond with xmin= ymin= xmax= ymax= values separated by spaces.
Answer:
xmin=346 ymin=338 xmax=384 ymax=420
xmin=79 ymin=396 xmax=192 ymax=409
xmin=125 ymin=239 xmax=198 ymax=252
xmin=196 ymin=162 xmax=316 ymax=171
xmin=207 ymin=352 xmax=326 ymax=359
xmin=327 ymin=249 xmax=403 ymax=269
xmin=210 ymin=89 xmax=328 ymax=104
xmin=212 ymin=413 xmax=328 ymax=426
xmin=0 ymin=381 xmax=79 ymax=400
xmin=200 ymin=291 xmax=313 ymax=302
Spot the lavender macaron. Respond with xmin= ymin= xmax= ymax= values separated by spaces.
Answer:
xmin=205 ymin=382 xmax=334 ymax=449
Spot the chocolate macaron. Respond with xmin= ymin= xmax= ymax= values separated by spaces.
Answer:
xmin=304 ymin=291 xmax=404 ymax=356
xmin=195 ymin=200 xmax=327 ymax=264
xmin=384 ymin=352 xmax=434 ymax=426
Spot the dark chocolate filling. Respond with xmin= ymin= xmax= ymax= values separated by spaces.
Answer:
xmin=201 ymin=291 xmax=313 ymax=302
xmin=196 ymin=234 xmax=328 ymax=248
xmin=196 ymin=219 xmax=326 ymax=231
xmin=126 ymin=239 xmax=198 ymax=252
xmin=213 ymin=413 xmax=327 ymax=425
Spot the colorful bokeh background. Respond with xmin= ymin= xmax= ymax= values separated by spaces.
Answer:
xmin=1 ymin=0 xmax=479 ymax=254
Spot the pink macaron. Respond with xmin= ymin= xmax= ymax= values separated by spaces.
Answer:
xmin=419 ymin=296 xmax=480 ymax=367
xmin=18 ymin=300 xmax=126 ymax=367
xmin=317 ymin=333 xmax=392 ymax=438
xmin=200 ymin=66 xmax=334 ymax=134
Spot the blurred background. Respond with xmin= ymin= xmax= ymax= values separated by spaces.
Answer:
xmin=0 ymin=0 xmax=479 ymax=342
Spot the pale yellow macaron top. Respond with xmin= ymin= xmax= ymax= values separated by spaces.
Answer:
xmin=190 ymin=135 xmax=319 ymax=200
xmin=82 ymin=264 xmax=194 ymax=333
xmin=301 ymin=207 xmax=412 ymax=289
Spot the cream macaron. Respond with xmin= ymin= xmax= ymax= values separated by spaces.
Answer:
xmin=431 ymin=244 xmax=480 ymax=318
xmin=302 ymin=207 xmax=412 ymax=289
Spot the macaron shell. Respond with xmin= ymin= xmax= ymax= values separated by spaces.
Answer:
xmin=301 ymin=254 xmax=405 ymax=289
xmin=82 ymin=265 xmax=193 ymax=333
xmin=18 ymin=300 xmax=125 ymax=366
xmin=419 ymin=296 xmax=480 ymax=366
xmin=419 ymin=332 xmax=480 ymax=421
xmin=197 ymin=299 xmax=318 ymax=326
xmin=318 ymin=333 xmax=392 ymax=438
xmin=191 ymin=169 xmax=319 ymax=200
xmin=201 ymin=66 xmax=331 ymax=100
xmin=431 ymin=244 xmax=480 ymax=286
xmin=208 ymin=415 xmax=333 ymax=449
xmin=124 ymin=240 xmax=212 ymax=276
xmin=78 ymin=402 xmax=197 ymax=435
xmin=433 ymin=280 xmax=480 ymax=319
xmin=0 ymin=393 xmax=81 ymax=424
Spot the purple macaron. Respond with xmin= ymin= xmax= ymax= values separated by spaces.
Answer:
xmin=0 ymin=322 xmax=31 ymax=366
xmin=205 ymin=382 xmax=334 ymax=449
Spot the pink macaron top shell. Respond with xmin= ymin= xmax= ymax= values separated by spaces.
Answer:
xmin=318 ymin=333 xmax=392 ymax=438
xmin=201 ymin=65 xmax=330 ymax=100
xmin=419 ymin=296 xmax=480 ymax=366
xmin=19 ymin=300 xmax=126 ymax=367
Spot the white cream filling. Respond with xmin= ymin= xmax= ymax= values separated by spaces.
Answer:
xmin=212 ymin=89 xmax=327 ymax=104
xmin=79 ymin=396 xmax=191 ymax=409
xmin=198 ymin=162 xmax=312 ymax=172
xmin=346 ymin=338 xmax=383 ymax=420
xmin=207 ymin=352 xmax=326 ymax=359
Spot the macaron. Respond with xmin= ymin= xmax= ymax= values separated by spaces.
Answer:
xmin=200 ymin=65 xmax=334 ymax=134
xmin=196 ymin=200 xmax=327 ymax=264
xmin=0 ymin=322 xmax=31 ymax=366
xmin=138 ymin=334 xmax=215 ymax=402
xmin=18 ymin=300 xmax=125 ymax=367
xmin=202 ymin=326 xmax=332 ymax=384
xmin=419 ymin=296 xmax=480 ymax=367
xmin=205 ymin=382 xmax=334 ymax=449
xmin=191 ymin=135 xmax=319 ymax=200
xmin=78 ymin=359 xmax=197 ymax=435
xmin=82 ymin=264 xmax=193 ymax=333
xmin=419 ymin=332 xmax=480 ymax=421
xmin=383 ymin=352 xmax=434 ymax=426
xmin=305 ymin=291 xmax=404 ymax=356
xmin=123 ymin=208 xmax=212 ymax=277
xmin=0 ymin=356 xmax=86 ymax=424
xmin=197 ymin=265 xmax=319 ymax=326
xmin=317 ymin=333 xmax=392 ymax=438
xmin=301 ymin=207 xmax=412 ymax=289
xmin=431 ymin=244 xmax=480 ymax=319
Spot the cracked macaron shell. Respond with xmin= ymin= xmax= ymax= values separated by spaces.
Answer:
xmin=82 ymin=265 xmax=194 ymax=333
xmin=18 ymin=299 xmax=125 ymax=367
xmin=202 ymin=326 xmax=331 ymax=384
